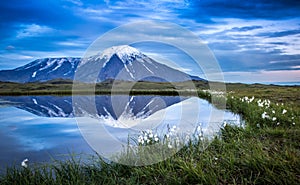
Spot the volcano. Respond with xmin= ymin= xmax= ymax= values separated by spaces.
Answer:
xmin=0 ymin=45 xmax=204 ymax=83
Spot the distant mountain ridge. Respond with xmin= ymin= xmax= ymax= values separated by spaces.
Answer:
xmin=0 ymin=45 xmax=205 ymax=83
xmin=0 ymin=57 xmax=80 ymax=83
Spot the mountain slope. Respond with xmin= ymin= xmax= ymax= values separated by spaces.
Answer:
xmin=76 ymin=45 xmax=204 ymax=82
xmin=0 ymin=58 xmax=80 ymax=83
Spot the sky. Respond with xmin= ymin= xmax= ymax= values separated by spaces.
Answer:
xmin=0 ymin=0 xmax=299 ymax=83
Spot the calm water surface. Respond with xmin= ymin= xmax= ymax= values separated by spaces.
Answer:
xmin=0 ymin=95 xmax=242 ymax=169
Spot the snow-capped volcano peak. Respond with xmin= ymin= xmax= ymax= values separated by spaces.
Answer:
xmin=75 ymin=44 xmax=203 ymax=82
xmin=100 ymin=45 xmax=143 ymax=64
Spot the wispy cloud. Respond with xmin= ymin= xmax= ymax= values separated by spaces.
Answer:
xmin=63 ymin=0 xmax=83 ymax=6
xmin=5 ymin=45 xmax=15 ymax=50
xmin=16 ymin=24 xmax=56 ymax=39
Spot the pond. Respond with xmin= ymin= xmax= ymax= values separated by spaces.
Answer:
xmin=0 ymin=95 xmax=243 ymax=168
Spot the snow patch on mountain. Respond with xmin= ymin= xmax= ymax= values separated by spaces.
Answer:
xmin=35 ymin=58 xmax=65 ymax=73
xmin=32 ymin=98 xmax=38 ymax=105
xmin=24 ymin=58 xmax=78 ymax=76
xmin=101 ymin=45 xmax=143 ymax=67
xmin=50 ymin=58 xmax=66 ymax=72
xmin=142 ymin=63 xmax=154 ymax=74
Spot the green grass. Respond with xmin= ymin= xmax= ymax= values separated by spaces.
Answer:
xmin=1 ymin=126 xmax=299 ymax=184
xmin=0 ymin=81 xmax=299 ymax=184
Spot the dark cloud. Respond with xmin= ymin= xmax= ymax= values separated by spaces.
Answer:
xmin=0 ymin=0 xmax=85 ymax=32
xmin=185 ymin=0 xmax=300 ymax=20
xmin=215 ymin=47 xmax=300 ymax=72
xmin=257 ymin=29 xmax=300 ymax=38
xmin=267 ymin=57 xmax=300 ymax=71
xmin=268 ymin=42 xmax=290 ymax=46
xmin=230 ymin=26 xmax=263 ymax=32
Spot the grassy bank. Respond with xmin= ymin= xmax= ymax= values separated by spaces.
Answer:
xmin=0 ymin=79 xmax=207 ymax=96
xmin=0 ymin=82 xmax=299 ymax=184
xmin=1 ymin=79 xmax=298 ymax=100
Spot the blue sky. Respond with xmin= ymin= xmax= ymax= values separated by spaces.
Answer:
xmin=0 ymin=0 xmax=299 ymax=83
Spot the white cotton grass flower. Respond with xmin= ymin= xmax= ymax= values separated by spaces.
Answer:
xmin=137 ymin=129 xmax=160 ymax=146
xmin=170 ymin=125 xmax=177 ymax=133
xmin=282 ymin=109 xmax=287 ymax=114
xmin=21 ymin=158 xmax=29 ymax=168
xmin=257 ymin=99 xmax=271 ymax=108
xmin=138 ymin=136 xmax=145 ymax=145
xmin=213 ymin=157 xmax=219 ymax=165
xmin=195 ymin=124 xmax=204 ymax=140
xmin=196 ymin=125 xmax=201 ymax=132
xmin=272 ymin=117 xmax=277 ymax=121
xmin=223 ymin=121 xmax=227 ymax=127
xmin=272 ymin=110 xmax=275 ymax=114
xmin=261 ymin=112 xmax=269 ymax=119
xmin=240 ymin=96 xmax=255 ymax=104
